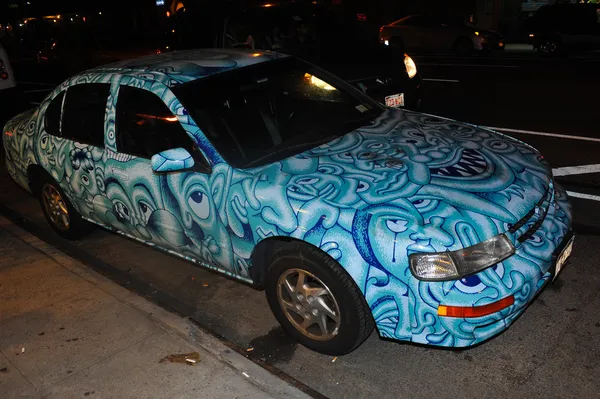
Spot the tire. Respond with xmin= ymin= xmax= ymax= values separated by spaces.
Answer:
xmin=453 ymin=37 xmax=473 ymax=56
xmin=265 ymin=242 xmax=374 ymax=355
xmin=37 ymin=173 xmax=93 ymax=240
xmin=537 ymin=38 xmax=562 ymax=57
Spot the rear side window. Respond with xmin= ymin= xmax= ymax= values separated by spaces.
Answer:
xmin=62 ymin=83 xmax=109 ymax=147
xmin=116 ymin=86 xmax=197 ymax=159
xmin=396 ymin=16 xmax=431 ymax=27
xmin=44 ymin=91 xmax=65 ymax=136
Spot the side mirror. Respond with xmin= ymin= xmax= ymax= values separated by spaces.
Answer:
xmin=151 ymin=148 xmax=195 ymax=173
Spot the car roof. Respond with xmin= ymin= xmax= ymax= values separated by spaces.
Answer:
xmin=83 ymin=49 xmax=286 ymax=87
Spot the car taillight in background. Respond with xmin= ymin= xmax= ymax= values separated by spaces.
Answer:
xmin=0 ymin=59 xmax=7 ymax=80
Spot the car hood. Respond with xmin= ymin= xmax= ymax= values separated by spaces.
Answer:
xmin=251 ymin=109 xmax=550 ymax=251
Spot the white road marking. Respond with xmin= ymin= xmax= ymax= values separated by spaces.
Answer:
xmin=418 ymin=63 xmax=519 ymax=68
xmin=484 ymin=126 xmax=600 ymax=143
xmin=23 ymin=88 xmax=52 ymax=94
xmin=552 ymin=164 xmax=600 ymax=177
xmin=422 ymin=78 xmax=460 ymax=83
xmin=18 ymin=81 xmax=56 ymax=86
xmin=566 ymin=191 xmax=600 ymax=202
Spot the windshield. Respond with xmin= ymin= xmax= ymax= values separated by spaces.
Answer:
xmin=173 ymin=57 xmax=383 ymax=169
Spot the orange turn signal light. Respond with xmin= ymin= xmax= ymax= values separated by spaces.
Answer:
xmin=438 ymin=295 xmax=514 ymax=318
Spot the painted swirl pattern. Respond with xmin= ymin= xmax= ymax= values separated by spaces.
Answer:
xmin=2 ymin=50 xmax=572 ymax=347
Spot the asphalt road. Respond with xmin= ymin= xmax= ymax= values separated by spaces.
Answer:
xmin=1 ymin=50 xmax=600 ymax=399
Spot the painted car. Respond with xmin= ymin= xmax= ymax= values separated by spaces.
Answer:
xmin=2 ymin=49 xmax=573 ymax=355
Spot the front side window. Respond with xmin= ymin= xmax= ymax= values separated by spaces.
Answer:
xmin=62 ymin=83 xmax=109 ymax=147
xmin=44 ymin=91 xmax=65 ymax=136
xmin=173 ymin=57 xmax=383 ymax=168
xmin=116 ymin=86 xmax=197 ymax=159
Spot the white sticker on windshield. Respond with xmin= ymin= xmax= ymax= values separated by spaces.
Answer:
xmin=356 ymin=104 xmax=369 ymax=113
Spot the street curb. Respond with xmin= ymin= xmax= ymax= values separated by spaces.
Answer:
xmin=0 ymin=212 xmax=321 ymax=399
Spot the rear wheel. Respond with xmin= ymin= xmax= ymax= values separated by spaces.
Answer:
xmin=265 ymin=242 xmax=374 ymax=355
xmin=38 ymin=174 xmax=93 ymax=240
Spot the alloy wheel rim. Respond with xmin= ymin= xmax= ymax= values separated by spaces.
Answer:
xmin=541 ymin=41 xmax=556 ymax=54
xmin=277 ymin=268 xmax=341 ymax=341
xmin=41 ymin=184 xmax=70 ymax=231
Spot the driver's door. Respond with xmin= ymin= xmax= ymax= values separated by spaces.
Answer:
xmin=105 ymin=85 xmax=231 ymax=270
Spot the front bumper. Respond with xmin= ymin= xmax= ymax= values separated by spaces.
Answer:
xmin=371 ymin=183 xmax=573 ymax=347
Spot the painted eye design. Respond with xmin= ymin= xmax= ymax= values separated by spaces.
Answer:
xmin=367 ymin=142 xmax=385 ymax=149
xmin=386 ymin=219 xmax=408 ymax=233
xmin=81 ymin=175 xmax=90 ymax=185
xmin=296 ymin=177 xmax=319 ymax=185
xmin=317 ymin=164 xmax=343 ymax=175
xmin=188 ymin=190 xmax=210 ymax=219
xmin=529 ymin=233 xmax=543 ymax=243
xmin=454 ymin=275 xmax=486 ymax=294
xmin=490 ymin=140 xmax=509 ymax=150
xmin=411 ymin=198 xmax=438 ymax=213
xmin=357 ymin=181 xmax=370 ymax=193
xmin=40 ymin=135 xmax=49 ymax=149
xmin=138 ymin=201 xmax=153 ymax=223
xmin=359 ymin=152 xmax=377 ymax=159
xmin=114 ymin=201 xmax=130 ymax=222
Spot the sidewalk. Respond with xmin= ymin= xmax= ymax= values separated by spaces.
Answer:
xmin=0 ymin=216 xmax=311 ymax=399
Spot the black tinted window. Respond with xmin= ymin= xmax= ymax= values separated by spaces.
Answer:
xmin=116 ymin=86 xmax=195 ymax=159
xmin=44 ymin=91 xmax=64 ymax=136
xmin=174 ymin=57 xmax=381 ymax=169
xmin=62 ymin=84 xmax=109 ymax=147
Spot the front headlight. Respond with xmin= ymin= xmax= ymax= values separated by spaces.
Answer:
xmin=404 ymin=54 xmax=417 ymax=79
xmin=409 ymin=234 xmax=515 ymax=281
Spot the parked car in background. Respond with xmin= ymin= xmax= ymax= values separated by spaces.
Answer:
xmin=0 ymin=43 xmax=18 ymax=147
xmin=379 ymin=14 xmax=505 ymax=56
xmin=37 ymin=26 xmax=155 ymax=78
xmin=0 ymin=44 xmax=16 ymax=92
xmin=163 ymin=2 xmax=421 ymax=109
xmin=3 ymin=49 xmax=573 ymax=355
xmin=525 ymin=3 xmax=600 ymax=56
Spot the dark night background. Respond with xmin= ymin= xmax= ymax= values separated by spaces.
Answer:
xmin=0 ymin=0 xmax=560 ymax=57
xmin=1 ymin=1 xmax=600 ymax=399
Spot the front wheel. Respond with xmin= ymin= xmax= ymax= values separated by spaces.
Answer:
xmin=265 ymin=242 xmax=374 ymax=355
xmin=454 ymin=37 xmax=474 ymax=56
xmin=38 ymin=174 xmax=93 ymax=240
xmin=537 ymin=38 xmax=562 ymax=57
